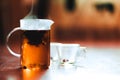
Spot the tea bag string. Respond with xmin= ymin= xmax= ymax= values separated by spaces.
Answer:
xmin=28 ymin=0 xmax=34 ymax=16
xmin=24 ymin=0 xmax=36 ymax=19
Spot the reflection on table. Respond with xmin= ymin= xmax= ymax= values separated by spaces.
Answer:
xmin=0 ymin=44 xmax=120 ymax=80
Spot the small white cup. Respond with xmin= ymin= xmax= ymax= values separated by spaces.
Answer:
xmin=50 ymin=43 xmax=87 ymax=68
xmin=58 ymin=43 xmax=80 ymax=66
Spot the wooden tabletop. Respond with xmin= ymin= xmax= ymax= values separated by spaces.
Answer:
xmin=0 ymin=42 xmax=120 ymax=80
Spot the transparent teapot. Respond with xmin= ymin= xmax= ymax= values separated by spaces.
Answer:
xmin=6 ymin=19 xmax=54 ymax=70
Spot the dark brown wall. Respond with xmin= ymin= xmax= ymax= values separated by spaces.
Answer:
xmin=0 ymin=0 xmax=29 ymax=44
xmin=1 ymin=0 xmax=120 ymax=44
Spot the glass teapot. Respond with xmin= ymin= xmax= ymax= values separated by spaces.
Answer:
xmin=6 ymin=0 xmax=54 ymax=70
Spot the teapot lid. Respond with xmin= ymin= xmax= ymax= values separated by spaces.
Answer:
xmin=20 ymin=19 xmax=54 ymax=30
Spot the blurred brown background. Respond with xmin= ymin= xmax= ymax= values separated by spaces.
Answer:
xmin=0 ymin=0 xmax=120 ymax=45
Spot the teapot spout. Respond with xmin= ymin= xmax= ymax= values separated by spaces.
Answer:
xmin=46 ymin=19 xmax=54 ymax=29
xmin=38 ymin=19 xmax=54 ymax=30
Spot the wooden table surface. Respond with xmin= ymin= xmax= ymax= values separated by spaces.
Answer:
xmin=0 ymin=42 xmax=120 ymax=80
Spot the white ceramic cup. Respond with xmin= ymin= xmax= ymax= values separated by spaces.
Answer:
xmin=50 ymin=43 xmax=87 ymax=67
xmin=58 ymin=43 xmax=80 ymax=66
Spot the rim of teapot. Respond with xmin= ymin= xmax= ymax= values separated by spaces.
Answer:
xmin=20 ymin=19 xmax=54 ymax=30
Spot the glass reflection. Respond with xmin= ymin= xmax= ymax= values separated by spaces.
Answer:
xmin=22 ymin=69 xmax=47 ymax=80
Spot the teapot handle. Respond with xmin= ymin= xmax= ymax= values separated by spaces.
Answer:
xmin=6 ymin=27 xmax=21 ymax=57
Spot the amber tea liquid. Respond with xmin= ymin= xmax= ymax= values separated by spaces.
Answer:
xmin=21 ymin=30 xmax=50 ymax=70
